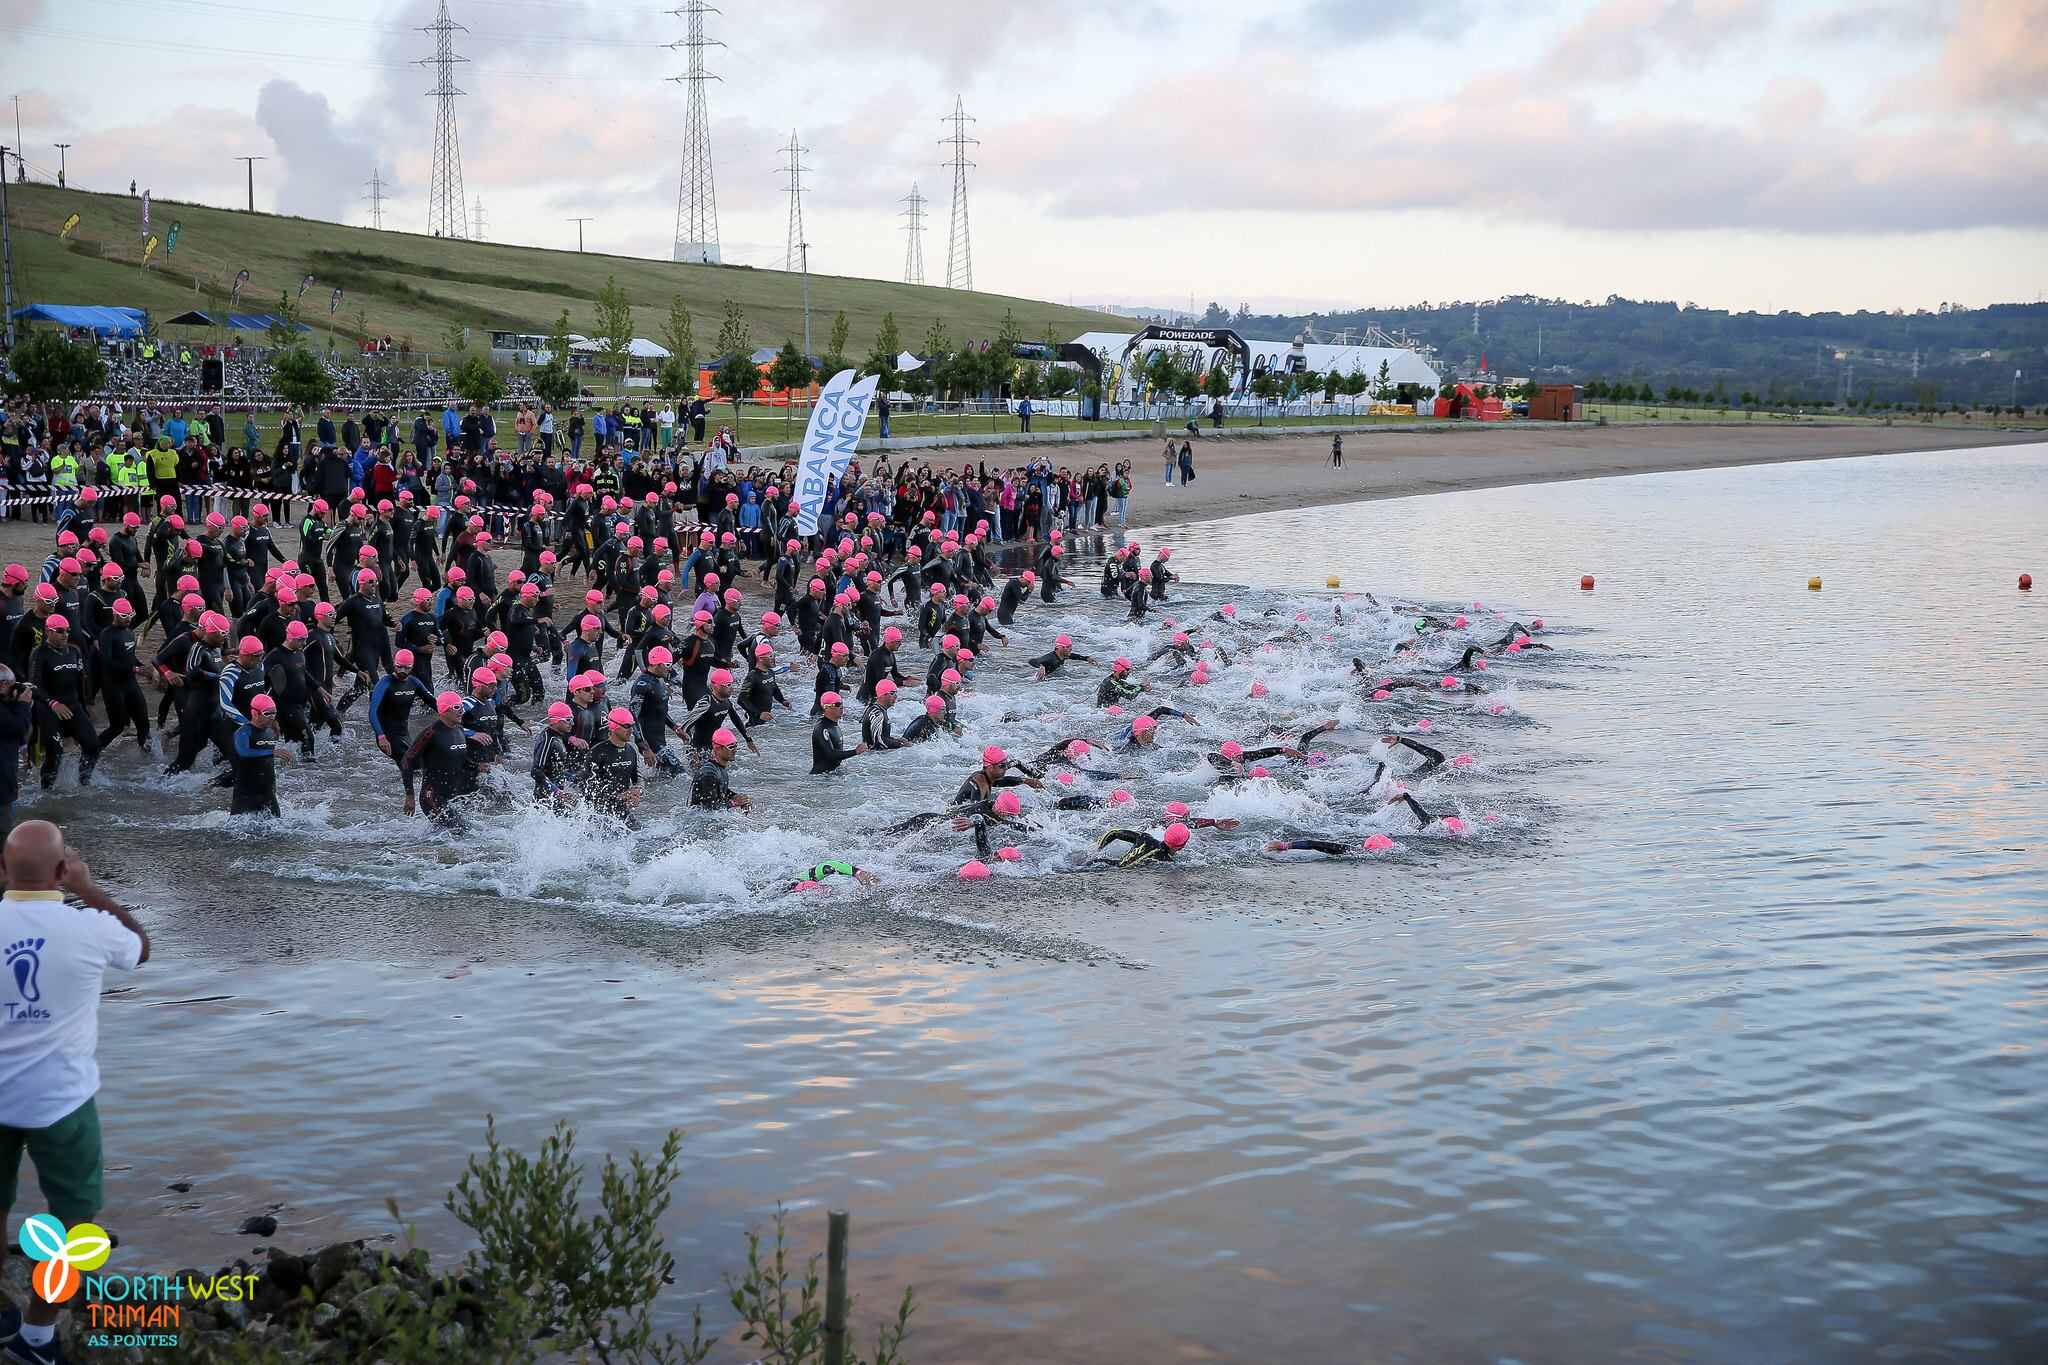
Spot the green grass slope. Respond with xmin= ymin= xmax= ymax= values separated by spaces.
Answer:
xmin=5 ymin=183 xmax=1128 ymax=356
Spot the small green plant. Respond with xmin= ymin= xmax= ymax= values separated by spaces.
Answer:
xmin=530 ymin=308 xmax=580 ymax=407
xmin=729 ymin=1208 xmax=914 ymax=1365
xmin=3 ymin=331 xmax=108 ymax=401
xmin=272 ymin=346 xmax=334 ymax=410
xmin=449 ymin=356 xmax=505 ymax=407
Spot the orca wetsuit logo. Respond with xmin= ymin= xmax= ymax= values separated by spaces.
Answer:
xmin=19 ymin=1213 xmax=113 ymax=1303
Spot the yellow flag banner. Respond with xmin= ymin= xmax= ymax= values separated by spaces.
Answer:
xmin=143 ymin=234 xmax=159 ymax=265
xmin=60 ymin=213 xmax=81 ymax=239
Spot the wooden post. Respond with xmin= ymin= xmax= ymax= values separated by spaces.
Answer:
xmin=823 ymin=1208 xmax=850 ymax=1365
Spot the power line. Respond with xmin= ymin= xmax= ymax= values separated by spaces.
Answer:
xmin=781 ymin=129 xmax=808 ymax=274
xmin=901 ymin=183 xmax=926 ymax=287
xmin=471 ymin=195 xmax=488 ymax=240
xmin=420 ymin=0 xmax=469 ymax=239
xmin=567 ymin=216 xmax=592 ymax=252
xmin=940 ymin=96 xmax=976 ymax=292
xmin=363 ymin=165 xmax=388 ymax=229
xmin=668 ymin=0 xmax=722 ymax=264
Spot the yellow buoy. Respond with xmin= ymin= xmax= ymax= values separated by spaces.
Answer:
xmin=1325 ymin=575 xmax=1341 ymax=589
xmin=1808 ymin=577 xmax=1822 ymax=591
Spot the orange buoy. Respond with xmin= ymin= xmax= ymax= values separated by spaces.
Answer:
xmin=2022 ymin=573 xmax=2034 ymax=591
xmin=1579 ymin=574 xmax=1595 ymax=591
xmin=1808 ymin=577 xmax=1822 ymax=591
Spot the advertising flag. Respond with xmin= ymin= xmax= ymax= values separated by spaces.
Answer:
xmin=791 ymin=369 xmax=882 ymax=537
xmin=298 ymin=273 xmax=316 ymax=298
xmin=231 ymin=268 xmax=250 ymax=304
xmin=166 ymin=221 xmax=182 ymax=257
xmin=142 ymin=235 xmax=159 ymax=265
xmin=140 ymin=191 xmax=150 ymax=235
xmin=330 ymin=287 xmax=344 ymax=315
xmin=59 ymin=213 xmax=80 ymax=239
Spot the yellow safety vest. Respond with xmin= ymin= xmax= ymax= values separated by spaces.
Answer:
xmin=50 ymin=454 xmax=80 ymax=490
xmin=150 ymin=447 xmax=181 ymax=480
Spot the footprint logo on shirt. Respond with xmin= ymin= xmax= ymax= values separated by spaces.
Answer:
xmin=7 ymin=937 xmax=45 ymax=1003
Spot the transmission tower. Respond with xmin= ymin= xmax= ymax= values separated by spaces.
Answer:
xmin=420 ymin=0 xmax=468 ymax=239
xmin=363 ymin=166 xmax=387 ymax=230
xmin=940 ymin=96 xmax=976 ymax=291
xmin=472 ymin=195 xmax=487 ymax=241
xmin=667 ymin=1 xmax=722 ymax=264
xmin=781 ymin=130 xmax=808 ymax=273
xmin=901 ymin=183 xmax=927 ymax=286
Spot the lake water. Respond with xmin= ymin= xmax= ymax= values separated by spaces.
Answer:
xmin=45 ymin=443 xmax=2048 ymax=1362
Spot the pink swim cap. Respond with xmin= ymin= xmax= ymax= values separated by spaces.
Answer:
xmin=286 ymin=620 xmax=309 ymax=641
xmin=941 ymin=668 xmax=962 ymax=685
xmin=875 ymin=679 xmax=897 ymax=697
xmin=250 ymin=694 xmax=276 ymax=714
xmin=711 ymin=727 xmax=738 ymax=747
xmin=1247 ymin=765 xmax=1271 ymax=778
xmin=1109 ymin=789 xmax=1133 ymax=805
xmin=709 ymin=667 xmax=733 ymax=687
xmin=548 ymin=702 xmax=573 ymax=722
xmin=1189 ymin=671 xmax=1209 ymax=685
xmin=831 ymin=642 xmax=851 ymax=657
xmin=1112 ymin=657 xmax=1131 ymax=673
xmin=958 ymin=860 xmax=991 ymax=880
xmin=1454 ymin=615 xmax=1468 ymax=628
xmin=1440 ymin=816 xmax=1467 ymax=833
xmin=1055 ymin=771 xmax=1075 ymax=784
xmin=1363 ymin=833 xmax=1395 ymax=852
xmin=819 ymin=690 xmax=843 ymax=706
xmin=1452 ymin=754 xmax=1475 ymax=767
xmin=1164 ymin=801 xmax=1190 ymax=819
xmin=648 ymin=646 xmax=675 ymax=667
xmin=1172 ymin=632 xmax=1189 ymax=646
xmin=1372 ymin=690 xmax=1392 ymax=700
xmin=607 ymin=707 xmax=634 ymax=727
xmin=1162 ymin=822 xmax=1191 ymax=850
xmin=925 ymin=696 xmax=945 ymax=712
xmin=470 ymin=668 xmax=497 ymax=688
xmin=1220 ymin=741 xmax=1242 ymax=759
xmin=762 ymin=611 xmax=782 ymax=627
xmin=1104 ymin=704 xmax=1124 ymax=716
xmin=1249 ymin=682 xmax=1268 ymax=697
xmin=996 ymin=846 xmax=1021 ymax=862
xmin=1220 ymin=604 xmax=1235 ymax=615
xmin=1415 ymin=719 xmax=1434 ymax=730
xmin=1132 ymin=716 xmax=1157 ymax=733
xmin=982 ymin=745 xmax=1007 ymax=766
xmin=435 ymin=690 xmax=464 ymax=712
xmin=1055 ymin=635 xmax=1072 ymax=648
xmin=1065 ymin=740 xmax=1091 ymax=761
xmin=1440 ymin=676 xmax=1461 ymax=689
xmin=1531 ymin=618 xmax=1544 ymax=630
xmin=994 ymin=790 xmax=1022 ymax=816
xmin=1474 ymin=659 xmax=1488 ymax=671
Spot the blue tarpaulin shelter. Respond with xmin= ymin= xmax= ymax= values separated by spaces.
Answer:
xmin=162 ymin=310 xmax=311 ymax=332
xmin=9 ymin=304 xmax=148 ymax=338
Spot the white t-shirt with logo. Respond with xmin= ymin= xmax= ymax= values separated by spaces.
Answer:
xmin=0 ymin=891 xmax=144 ymax=1130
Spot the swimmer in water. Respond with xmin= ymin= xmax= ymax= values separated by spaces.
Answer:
xmin=1028 ymin=635 xmax=1094 ymax=680
xmin=1091 ymin=820 xmax=1191 ymax=868
xmin=1096 ymin=657 xmax=1146 ymax=708
xmin=788 ymin=860 xmax=882 ymax=891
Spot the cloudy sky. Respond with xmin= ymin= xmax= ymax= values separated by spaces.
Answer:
xmin=5 ymin=0 xmax=2045 ymax=314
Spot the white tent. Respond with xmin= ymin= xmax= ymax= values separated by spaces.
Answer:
xmin=568 ymin=336 xmax=672 ymax=359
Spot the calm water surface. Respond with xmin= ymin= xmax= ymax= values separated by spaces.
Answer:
xmin=50 ymin=444 xmax=2048 ymax=1362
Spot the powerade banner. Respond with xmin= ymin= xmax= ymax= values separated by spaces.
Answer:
xmin=231 ymin=269 xmax=250 ymax=303
xmin=165 ymin=221 xmax=181 ymax=257
xmin=59 ymin=213 xmax=79 ymax=239
xmin=329 ymin=287 xmax=343 ymax=314
xmin=142 ymin=235 xmax=158 ymax=265
xmin=140 ymin=191 xmax=149 ymax=235
xmin=299 ymin=273 xmax=315 ymax=298
xmin=791 ymin=369 xmax=881 ymax=537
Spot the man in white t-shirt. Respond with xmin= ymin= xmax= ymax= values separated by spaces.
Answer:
xmin=657 ymin=404 xmax=676 ymax=451
xmin=0 ymin=821 xmax=150 ymax=1363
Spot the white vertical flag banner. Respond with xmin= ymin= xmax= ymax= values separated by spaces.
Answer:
xmin=792 ymin=370 xmax=881 ymax=537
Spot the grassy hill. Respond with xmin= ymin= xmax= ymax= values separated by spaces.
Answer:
xmin=5 ymin=183 xmax=1127 ymax=357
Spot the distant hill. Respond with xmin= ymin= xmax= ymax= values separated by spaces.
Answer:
xmin=5 ymin=184 xmax=1128 ymax=358
xmin=1182 ymin=296 xmax=2048 ymax=409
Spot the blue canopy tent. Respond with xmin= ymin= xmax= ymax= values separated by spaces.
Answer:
xmin=9 ymin=304 xmax=148 ymax=338
xmin=162 ymin=310 xmax=311 ymax=332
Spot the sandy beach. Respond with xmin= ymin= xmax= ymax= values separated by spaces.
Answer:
xmin=941 ymin=422 xmax=2048 ymax=531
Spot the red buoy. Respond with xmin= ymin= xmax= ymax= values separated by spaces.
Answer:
xmin=2023 ymin=573 xmax=2035 ymax=591
xmin=1579 ymin=574 xmax=1595 ymax=591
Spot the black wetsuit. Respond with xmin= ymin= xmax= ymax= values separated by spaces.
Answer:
xmin=1094 ymin=829 xmax=1175 ymax=868
xmin=689 ymin=756 xmax=741 ymax=810
xmin=28 ymin=639 xmax=98 ymax=786
xmin=401 ymin=717 xmax=478 ymax=824
xmin=810 ymin=715 xmax=860 ymax=775
xmin=230 ymin=722 xmax=281 ymax=816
